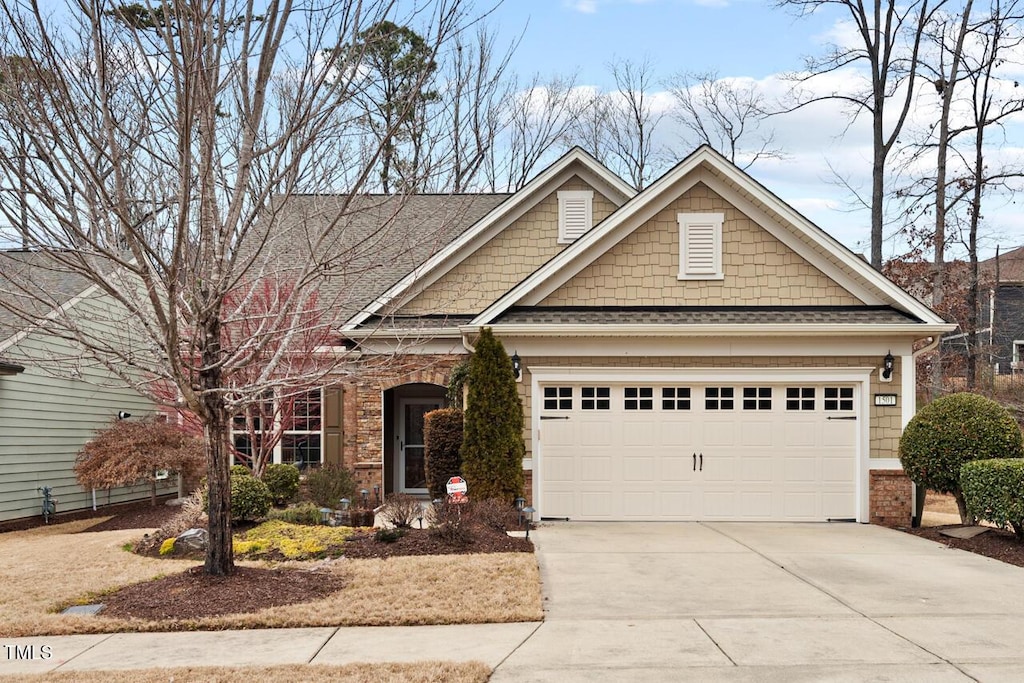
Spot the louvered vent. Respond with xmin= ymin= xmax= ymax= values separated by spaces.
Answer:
xmin=678 ymin=213 xmax=724 ymax=279
xmin=558 ymin=190 xmax=593 ymax=243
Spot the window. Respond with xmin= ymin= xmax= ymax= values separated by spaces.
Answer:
xmin=581 ymin=386 xmax=611 ymax=410
xmin=558 ymin=190 xmax=593 ymax=243
xmin=544 ymin=386 xmax=573 ymax=410
xmin=231 ymin=389 xmax=323 ymax=468
xmin=824 ymin=387 xmax=854 ymax=412
xmin=662 ymin=387 xmax=691 ymax=410
xmin=705 ymin=387 xmax=735 ymax=410
xmin=743 ymin=387 xmax=772 ymax=411
xmin=678 ymin=212 xmax=724 ymax=280
xmin=624 ymin=387 xmax=654 ymax=410
xmin=786 ymin=387 xmax=816 ymax=411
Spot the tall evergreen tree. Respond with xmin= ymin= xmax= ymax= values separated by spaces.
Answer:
xmin=460 ymin=328 xmax=524 ymax=502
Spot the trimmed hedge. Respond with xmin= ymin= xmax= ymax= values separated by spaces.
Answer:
xmin=263 ymin=463 xmax=300 ymax=505
xmin=961 ymin=459 xmax=1024 ymax=538
xmin=230 ymin=464 xmax=252 ymax=477
xmin=424 ymin=408 xmax=464 ymax=500
xmin=230 ymin=474 xmax=272 ymax=521
xmin=899 ymin=392 xmax=1023 ymax=521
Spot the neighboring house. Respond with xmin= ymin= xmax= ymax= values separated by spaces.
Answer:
xmin=267 ymin=146 xmax=953 ymax=525
xmin=980 ymin=246 xmax=1024 ymax=374
xmin=0 ymin=251 xmax=174 ymax=524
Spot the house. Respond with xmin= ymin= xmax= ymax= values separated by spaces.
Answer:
xmin=266 ymin=146 xmax=953 ymax=525
xmin=980 ymin=246 xmax=1024 ymax=374
xmin=0 ymin=251 xmax=175 ymax=524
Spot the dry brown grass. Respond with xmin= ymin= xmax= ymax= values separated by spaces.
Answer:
xmin=0 ymin=521 xmax=542 ymax=638
xmin=0 ymin=662 xmax=491 ymax=683
xmin=924 ymin=491 xmax=961 ymax=516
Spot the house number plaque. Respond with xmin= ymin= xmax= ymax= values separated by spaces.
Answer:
xmin=874 ymin=394 xmax=897 ymax=407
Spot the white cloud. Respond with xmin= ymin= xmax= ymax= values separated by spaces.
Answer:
xmin=566 ymin=0 xmax=599 ymax=13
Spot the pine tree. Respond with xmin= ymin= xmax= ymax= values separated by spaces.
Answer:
xmin=460 ymin=328 xmax=525 ymax=502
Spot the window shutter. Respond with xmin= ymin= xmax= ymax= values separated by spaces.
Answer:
xmin=558 ymin=190 xmax=593 ymax=243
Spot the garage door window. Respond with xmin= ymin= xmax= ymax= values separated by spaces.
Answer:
xmin=742 ymin=387 xmax=772 ymax=410
xmin=662 ymin=387 xmax=691 ymax=410
xmin=624 ymin=387 xmax=654 ymax=410
xmin=786 ymin=387 xmax=816 ymax=411
xmin=705 ymin=387 xmax=735 ymax=410
xmin=544 ymin=387 xmax=573 ymax=410
xmin=824 ymin=387 xmax=854 ymax=411
xmin=581 ymin=386 xmax=611 ymax=410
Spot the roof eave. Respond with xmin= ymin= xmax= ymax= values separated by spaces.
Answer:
xmin=461 ymin=323 xmax=959 ymax=338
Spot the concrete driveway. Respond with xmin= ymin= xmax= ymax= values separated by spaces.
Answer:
xmin=492 ymin=522 xmax=1024 ymax=682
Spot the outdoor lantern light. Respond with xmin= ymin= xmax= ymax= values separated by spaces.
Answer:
xmin=515 ymin=497 xmax=526 ymax=526
xmin=511 ymin=352 xmax=522 ymax=379
xmin=882 ymin=351 xmax=895 ymax=381
xmin=117 ymin=411 xmax=131 ymax=420
xmin=373 ymin=484 xmax=381 ymax=505
xmin=319 ymin=507 xmax=332 ymax=524
xmin=339 ymin=498 xmax=351 ymax=511
xmin=522 ymin=505 xmax=536 ymax=540
xmin=360 ymin=489 xmax=369 ymax=506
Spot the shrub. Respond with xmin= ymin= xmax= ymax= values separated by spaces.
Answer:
xmin=231 ymin=464 xmax=252 ymax=477
xmin=424 ymin=408 xmax=464 ymax=500
xmin=470 ymin=498 xmax=520 ymax=531
xmin=267 ymin=502 xmax=324 ymax=526
xmin=374 ymin=527 xmax=406 ymax=543
xmin=230 ymin=473 xmax=272 ymax=521
xmin=460 ymin=328 xmax=525 ymax=503
xmin=233 ymin=520 xmax=351 ymax=560
xmin=428 ymin=500 xmax=471 ymax=545
xmin=159 ymin=537 xmax=176 ymax=556
xmin=961 ymin=459 xmax=1024 ymax=538
xmin=378 ymin=493 xmax=423 ymax=529
xmin=263 ymin=463 xmax=300 ymax=505
xmin=900 ymin=392 xmax=1024 ymax=523
xmin=305 ymin=465 xmax=357 ymax=508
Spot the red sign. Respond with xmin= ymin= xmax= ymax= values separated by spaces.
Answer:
xmin=446 ymin=476 xmax=468 ymax=504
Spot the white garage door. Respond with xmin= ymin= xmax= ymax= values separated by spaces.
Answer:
xmin=538 ymin=382 xmax=858 ymax=521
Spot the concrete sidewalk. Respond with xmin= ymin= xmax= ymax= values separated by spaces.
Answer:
xmin=0 ymin=623 xmax=541 ymax=675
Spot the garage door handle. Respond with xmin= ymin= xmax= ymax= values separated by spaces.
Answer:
xmin=692 ymin=453 xmax=696 ymax=471
xmin=699 ymin=453 xmax=703 ymax=471
xmin=540 ymin=416 xmax=570 ymax=421
xmin=827 ymin=416 xmax=857 ymax=421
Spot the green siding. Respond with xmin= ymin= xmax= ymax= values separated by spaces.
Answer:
xmin=0 ymin=307 xmax=176 ymax=523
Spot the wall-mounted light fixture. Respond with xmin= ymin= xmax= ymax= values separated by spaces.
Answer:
xmin=880 ymin=351 xmax=895 ymax=382
xmin=511 ymin=352 xmax=522 ymax=380
xmin=117 ymin=411 xmax=132 ymax=420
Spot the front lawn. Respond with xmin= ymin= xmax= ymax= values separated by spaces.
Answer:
xmin=0 ymin=518 xmax=542 ymax=638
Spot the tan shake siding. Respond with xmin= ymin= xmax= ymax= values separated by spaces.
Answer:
xmin=518 ymin=355 xmax=901 ymax=460
xmin=539 ymin=183 xmax=862 ymax=307
xmin=396 ymin=176 xmax=619 ymax=315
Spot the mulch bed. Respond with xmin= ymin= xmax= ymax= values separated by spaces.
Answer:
xmin=99 ymin=565 xmax=345 ymax=620
xmin=342 ymin=525 xmax=534 ymax=559
xmin=904 ymin=524 xmax=1024 ymax=568
xmin=0 ymin=496 xmax=180 ymax=535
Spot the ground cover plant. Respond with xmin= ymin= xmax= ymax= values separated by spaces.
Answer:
xmin=0 ymin=501 xmax=541 ymax=638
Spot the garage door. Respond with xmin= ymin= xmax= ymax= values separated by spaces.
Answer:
xmin=538 ymin=382 xmax=857 ymax=521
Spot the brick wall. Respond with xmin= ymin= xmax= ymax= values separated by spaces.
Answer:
xmin=869 ymin=469 xmax=912 ymax=527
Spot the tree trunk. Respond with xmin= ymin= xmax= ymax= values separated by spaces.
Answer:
xmin=150 ymin=480 xmax=156 ymax=507
xmin=201 ymin=315 xmax=233 ymax=576
xmin=954 ymin=490 xmax=976 ymax=526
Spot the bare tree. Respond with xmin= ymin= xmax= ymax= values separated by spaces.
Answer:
xmin=603 ymin=57 xmax=667 ymax=190
xmin=778 ymin=0 xmax=948 ymax=268
xmin=666 ymin=70 xmax=781 ymax=170
xmin=0 ymin=0 xmax=469 ymax=575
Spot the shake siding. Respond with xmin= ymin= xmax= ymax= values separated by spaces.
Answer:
xmin=0 ymin=317 xmax=170 ymax=523
xmin=540 ymin=183 xmax=861 ymax=307
xmin=396 ymin=176 xmax=619 ymax=315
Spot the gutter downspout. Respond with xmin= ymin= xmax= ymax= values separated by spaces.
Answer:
xmin=909 ymin=335 xmax=940 ymax=527
xmin=912 ymin=335 xmax=941 ymax=359
xmin=461 ymin=328 xmax=479 ymax=353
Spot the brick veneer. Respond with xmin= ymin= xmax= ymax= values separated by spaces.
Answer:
xmin=869 ymin=469 xmax=912 ymax=527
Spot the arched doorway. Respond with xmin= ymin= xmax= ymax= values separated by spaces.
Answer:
xmin=383 ymin=382 xmax=447 ymax=495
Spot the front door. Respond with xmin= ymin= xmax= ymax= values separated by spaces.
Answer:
xmin=398 ymin=398 xmax=442 ymax=494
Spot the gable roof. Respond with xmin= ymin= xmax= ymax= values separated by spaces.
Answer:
xmin=472 ymin=145 xmax=950 ymax=328
xmin=0 ymin=250 xmax=99 ymax=344
xmin=981 ymin=245 xmax=1024 ymax=284
xmin=342 ymin=148 xmax=636 ymax=330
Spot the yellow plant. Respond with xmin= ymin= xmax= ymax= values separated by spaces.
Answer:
xmin=158 ymin=538 xmax=176 ymax=556
xmin=233 ymin=520 xmax=350 ymax=561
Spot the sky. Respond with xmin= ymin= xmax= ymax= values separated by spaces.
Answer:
xmin=477 ymin=0 xmax=1024 ymax=261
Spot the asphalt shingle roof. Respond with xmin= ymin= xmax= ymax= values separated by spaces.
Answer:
xmin=495 ymin=306 xmax=921 ymax=326
xmin=0 ymin=250 xmax=98 ymax=342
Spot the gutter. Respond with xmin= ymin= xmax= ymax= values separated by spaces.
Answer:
xmin=459 ymin=323 xmax=959 ymax=339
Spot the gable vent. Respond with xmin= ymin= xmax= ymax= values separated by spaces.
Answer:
xmin=678 ymin=212 xmax=724 ymax=280
xmin=558 ymin=190 xmax=593 ymax=243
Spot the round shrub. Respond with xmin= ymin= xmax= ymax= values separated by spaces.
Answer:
xmin=230 ymin=464 xmax=252 ymax=477
xmin=900 ymin=392 xmax=1023 ymax=520
xmin=961 ymin=459 xmax=1024 ymax=538
xmin=230 ymin=473 xmax=271 ymax=521
xmin=262 ymin=463 xmax=300 ymax=505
